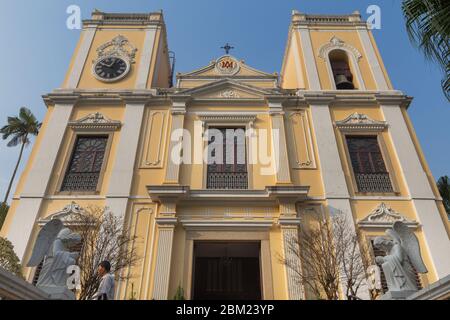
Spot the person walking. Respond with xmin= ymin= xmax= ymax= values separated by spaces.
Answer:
xmin=93 ymin=261 xmax=115 ymax=300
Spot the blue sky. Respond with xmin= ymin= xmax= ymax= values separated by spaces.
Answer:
xmin=0 ymin=0 xmax=448 ymax=201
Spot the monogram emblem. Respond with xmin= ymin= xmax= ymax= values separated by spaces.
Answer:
xmin=215 ymin=56 xmax=240 ymax=75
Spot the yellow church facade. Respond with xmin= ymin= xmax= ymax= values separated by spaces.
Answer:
xmin=1 ymin=10 xmax=449 ymax=300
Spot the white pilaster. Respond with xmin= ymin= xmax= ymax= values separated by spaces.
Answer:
xmin=357 ymin=27 xmax=389 ymax=90
xmin=269 ymin=101 xmax=292 ymax=184
xmin=381 ymin=104 xmax=450 ymax=278
xmin=152 ymin=221 xmax=176 ymax=300
xmin=309 ymin=102 xmax=370 ymax=299
xmin=280 ymin=222 xmax=304 ymax=300
xmin=7 ymin=103 xmax=75 ymax=261
xmin=309 ymin=103 xmax=349 ymax=198
xmin=106 ymin=102 xmax=146 ymax=218
xmin=66 ymin=25 xmax=97 ymax=88
xmin=296 ymin=27 xmax=321 ymax=90
xmin=135 ymin=27 xmax=158 ymax=89
xmin=164 ymin=100 xmax=187 ymax=183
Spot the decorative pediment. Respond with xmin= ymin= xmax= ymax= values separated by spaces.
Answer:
xmin=318 ymin=36 xmax=362 ymax=61
xmin=176 ymin=55 xmax=278 ymax=90
xmin=197 ymin=112 xmax=257 ymax=127
xmin=68 ymin=112 xmax=122 ymax=131
xmin=38 ymin=202 xmax=89 ymax=227
xmin=179 ymin=55 xmax=276 ymax=78
xmin=334 ymin=112 xmax=387 ymax=132
xmin=95 ymin=35 xmax=138 ymax=63
xmin=358 ymin=203 xmax=419 ymax=229
xmin=178 ymin=79 xmax=275 ymax=100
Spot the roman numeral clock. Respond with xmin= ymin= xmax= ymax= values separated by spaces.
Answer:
xmin=92 ymin=35 xmax=137 ymax=82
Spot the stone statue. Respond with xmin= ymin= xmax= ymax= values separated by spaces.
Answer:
xmin=27 ymin=219 xmax=82 ymax=300
xmin=374 ymin=221 xmax=427 ymax=295
xmin=367 ymin=265 xmax=382 ymax=291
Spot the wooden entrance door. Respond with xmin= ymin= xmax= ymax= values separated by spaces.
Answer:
xmin=192 ymin=242 xmax=262 ymax=300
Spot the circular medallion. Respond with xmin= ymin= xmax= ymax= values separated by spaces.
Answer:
xmin=215 ymin=55 xmax=240 ymax=75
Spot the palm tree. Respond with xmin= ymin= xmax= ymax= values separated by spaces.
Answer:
xmin=402 ymin=0 xmax=450 ymax=100
xmin=0 ymin=107 xmax=41 ymax=205
xmin=437 ymin=176 xmax=450 ymax=216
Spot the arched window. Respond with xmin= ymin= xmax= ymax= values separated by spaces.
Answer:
xmin=329 ymin=50 xmax=355 ymax=90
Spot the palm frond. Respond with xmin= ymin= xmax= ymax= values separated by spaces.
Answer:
xmin=402 ymin=0 xmax=450 ymax=99
xmin=6 ymin=135 xmax=21 ymax=147
xmin=1 ymin=107 xmax=41 ymax=147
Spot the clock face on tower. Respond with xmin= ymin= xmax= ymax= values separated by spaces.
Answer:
xmin=93 ymin=56 xmax=130 ymax=82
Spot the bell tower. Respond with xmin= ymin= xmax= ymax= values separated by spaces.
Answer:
xmin=4 ymin=11 xmax=172 ymax=262
xmin=63 ymin=10 xmax=171 ymax=90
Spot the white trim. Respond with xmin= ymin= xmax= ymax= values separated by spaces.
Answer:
xmin=66 ymin=26 xmax=96 ymax=88
xmin=296 ymin=27 xmax=321 ymax=90
xmin=357 ymin=28 xmax=389 ymax=90
xmin=269 ymin=106 xmax=292 ymax=183
xmin=309 ymin=104 xmax=349 ymax=198
xmin=136 ymin=27 xmax=158 ymax=89
xmin=106 ymin=103 xmax=145 ymax=199
xmin=292 ymin=32 xmax=305 ymax=88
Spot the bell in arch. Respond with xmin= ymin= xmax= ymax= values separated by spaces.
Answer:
xmin=335 ymin=74 xmax=355 ymax=90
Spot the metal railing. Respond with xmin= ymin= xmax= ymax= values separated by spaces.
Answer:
xmin=355 ymin=172 xmax=393 ymax=193
xmin=207 ymin=172 xmax=248 ymax=190
xmin=61 ymin=172 xmax=100 ymax=192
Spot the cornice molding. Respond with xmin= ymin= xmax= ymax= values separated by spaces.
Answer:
xmin=357 ymin=202 xmax=419 ymax=229
xmin=291 ymin=11 xmax=367 ymax=27
xmin=180 ymin=219 xmax=274 ymax=229
xmin=83 ymin=11 xmax=165 ymax=27
xmin=197 ymin=113 xmax=257 ymax=125
xmin=147 ymin=185 xmax=310 ymax=203
xmin=296 ymin=91 xmax=412 ymax=109
xmin=68 ymin=112 xmax=122 ymax=131
xmin=334 ymin=112 xmax=388 ymax=132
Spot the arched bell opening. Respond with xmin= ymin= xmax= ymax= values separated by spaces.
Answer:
xmin=329 ymin=49 xmax=356 ymax=90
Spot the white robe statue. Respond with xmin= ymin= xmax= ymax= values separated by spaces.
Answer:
xmin=373 ymin=221 xmax=427 ymax=294
xmin=27 ymin=219 xmax=82 ymax=300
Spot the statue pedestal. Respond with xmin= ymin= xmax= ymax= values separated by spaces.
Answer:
xmin=379 ymin=290 xmax=417 ymax=300
xmin=39 ymin=286 xmax=76 ymax=300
